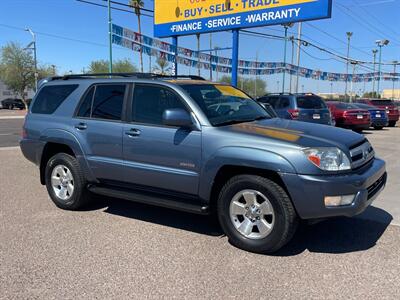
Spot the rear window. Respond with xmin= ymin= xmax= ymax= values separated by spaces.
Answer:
xmin=334 ymin=103 xmax=358 ymax=109
xmin=371 ymin=100 xmax=394 ymax=106
xmin=31 ymin=85 xmax=78 ymax=114
xmin=296 ymin=96 xmax=326 ymax=109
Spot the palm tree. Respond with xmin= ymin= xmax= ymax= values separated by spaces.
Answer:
xmin=153 ymin=58 xmax=172 ymax=75
xmin=130 ymin=0 xmax=144 ymax=73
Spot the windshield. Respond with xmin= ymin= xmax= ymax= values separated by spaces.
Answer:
xmin=296 ymin=96 xmax=327 ymax=109
xmin=334 ymin=103 xmax=359 ymax=110
xmin=354 ymin=103 xmax=375 ymax=110
xmin=180 ymin=84 xmax=271 ymax=126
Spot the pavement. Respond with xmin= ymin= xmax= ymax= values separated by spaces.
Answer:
xmin=0 ymin=114 xmax=400 ymax=299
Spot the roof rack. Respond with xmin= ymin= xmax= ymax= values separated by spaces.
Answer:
xmin=47 ymin=73 xmax=206 ymax=81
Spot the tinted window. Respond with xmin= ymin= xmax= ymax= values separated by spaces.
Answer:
xmin=334 ymin=103 xmax=358 ymax=110
xmin=371 ymin=100 xmax=394 ymax=106
xmin=296 ymin=96 xmax=327 ymax=109
xmin=92 ymin=85 xmax=126 ymax=120
xmin=77 ymin=86 xmax=94 ymax=118
xmin=31 ymin=85 xmax=78 ymax=114
xmin=260 ymin=97 xmax=279 ymax=108
xmin=132 ymin=85 xmax=186 ymax=125
xmin=277 ymin=97 xmax=291 ymax=109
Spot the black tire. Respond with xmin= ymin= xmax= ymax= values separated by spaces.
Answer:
xmin=374 ymin=126 xmax=383 ymax=130
xmin=217 ymin=175 xmax=298 ymax=254
xmin=388 ymin=121 xmax=397 ymax=127
xmin=45 ymin=153 xmax=91 ymax=210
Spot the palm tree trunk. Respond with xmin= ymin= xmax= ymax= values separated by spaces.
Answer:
xmin=138 ymin=15 xmax=143 ymax=73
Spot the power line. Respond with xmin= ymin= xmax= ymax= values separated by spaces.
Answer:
xmin=75 ymin=0 xmax=154 ymax=18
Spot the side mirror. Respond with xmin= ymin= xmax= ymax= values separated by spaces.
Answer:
xmin=162 ymin=108 xmax=193 ymax=128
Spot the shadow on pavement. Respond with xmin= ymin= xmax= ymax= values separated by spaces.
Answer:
xmin=85 ymin=196 xmax=223 ymax=237
xmin=85 ymin=197 xmax=392 ymax=255
xmin=275 ymin=206 xmax=392 ymax=256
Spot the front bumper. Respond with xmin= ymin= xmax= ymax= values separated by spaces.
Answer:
xmin=280 ymin=158 xmax=387 ymax=219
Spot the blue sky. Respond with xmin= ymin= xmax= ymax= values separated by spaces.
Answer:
xmin=0 ymin=0 xmax=399 ymax=94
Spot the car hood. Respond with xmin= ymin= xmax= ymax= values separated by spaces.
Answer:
xmin=221 ymin=118 xmax=365 ymax=150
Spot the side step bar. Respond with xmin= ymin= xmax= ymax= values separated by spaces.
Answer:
xmin=88 ymin=185 xmax=210 ymax=215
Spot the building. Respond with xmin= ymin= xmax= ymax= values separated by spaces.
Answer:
xmin=382 ymin=89 xmax=400 ymax=100
xmin=0 ymin=80 xmax=34 ymax=102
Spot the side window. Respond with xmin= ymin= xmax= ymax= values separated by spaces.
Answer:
xmin=77 ymin=86 xmax=94 ymax=118
xmin=266 ymin=97 xmax=279 ymax=108
xmin=31 ymin=84 xmax=78 ymax=114
xmin=91 ymin=84 xmax=126 ymax=121
xmin=132 ymin=85 xmax=187 ymax=125
xmin=277 ymin=97 xmax=291 ymax=109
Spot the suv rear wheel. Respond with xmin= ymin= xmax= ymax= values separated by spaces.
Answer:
xmin=217 ymin=175 xmax=298 ymax=254
xmin=45 ymin=153 xmax=90 ymax=210
xmin=388 ymin=121 xmax=397 ymax=127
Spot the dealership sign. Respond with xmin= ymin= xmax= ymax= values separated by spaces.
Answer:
xmin=154 ymin=0 xmax=332 ymax=38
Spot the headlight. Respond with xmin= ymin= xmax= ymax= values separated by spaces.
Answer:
xmin=303 ymin=147 xmax=351 ymax=171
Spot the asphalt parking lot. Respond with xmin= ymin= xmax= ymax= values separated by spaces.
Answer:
xmin=1 ymin=115 xmax=399 ymax=299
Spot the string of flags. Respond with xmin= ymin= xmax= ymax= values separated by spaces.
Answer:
xmin=112 ymin=24 xmax=400 ymax=82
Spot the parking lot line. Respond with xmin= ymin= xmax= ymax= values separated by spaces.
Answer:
xmin=0 ymin=146 xmax=20 ymax=151
xmin=0 ymin=116 xmax=25 ymax=120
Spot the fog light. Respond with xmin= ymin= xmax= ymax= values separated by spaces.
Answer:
xmin=324 ymin=195 xmax=355 ymax=207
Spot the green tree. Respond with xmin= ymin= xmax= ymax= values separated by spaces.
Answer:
xmin=0 ymin=42 xmax=46 ymax=109
xmin=88 ymin=59 xmax=137 ymax=73
xmin=130 ymin=0 xmax=144 ymax=73
xmin=362 ymin=91 xmax=380 ymax=99
xmin=219 ymin=75 xmax=267 ymax=98
xmin=153 ymin=57 xmax=171 ymax=75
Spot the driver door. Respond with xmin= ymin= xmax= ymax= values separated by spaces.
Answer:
xmin=122 ymin=84 xmax=202 ymax=195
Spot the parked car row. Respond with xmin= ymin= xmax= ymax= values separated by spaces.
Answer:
xmin=0 ymin=98 xmax=32 ymax=110
xmin=257 ymin=93 xmax=399 ymax=132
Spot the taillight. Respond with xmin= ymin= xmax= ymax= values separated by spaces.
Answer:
xmin=288 ymin=109 xmax=299 ymax=119
xmin=21 ymin=127 xmax=27 ymax=139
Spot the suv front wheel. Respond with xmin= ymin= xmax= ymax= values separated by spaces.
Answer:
xmin=45 ymin=153 xmax=90 ymax=210
xmin=217 ymin=175 xmax=298 ymax=254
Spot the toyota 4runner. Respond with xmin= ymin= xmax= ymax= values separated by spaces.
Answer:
xmin=20 ymin=73 xmax=387 ymax=254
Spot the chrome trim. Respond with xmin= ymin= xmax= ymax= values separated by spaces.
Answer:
xmin=350 ymin=141 xmax=375 ymax=169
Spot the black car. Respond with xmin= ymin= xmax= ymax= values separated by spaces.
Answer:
xmin=1 ymin=98 xmax=25 ymax=110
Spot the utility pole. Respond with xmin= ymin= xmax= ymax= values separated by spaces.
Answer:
xmin=376 ymin=39 xmax=390 ymax=98
xmin=350 ymin=61 xmax=357 ymax=103
xmin=25 ymin=28 xmax=37 ymax=92
xmin=214 ymin=47 xmax=219 ymax=81
xmin=282 ymin=23 xmax=293 ymax=93
xmin=107 ymin=0 xmax=113 ymax=74
xmin=344 ymin=32 xmax=353 ymax=100
xmin=254 ymin=51 xmax=258 ymax=98
xmin=295 ymin=22 xmax=302 ymax=93
xmin=372 ymin=49 xmax=378 ymax=96
xmin=289 ymin=36 xmax=295 ymax=93
xmin=209 ymin=33 xmax=213 ymax=81
xmin=392 ymin=61 xmax=398 ymax=100
xmin=196 ymin=33 xmax=201 ymax=77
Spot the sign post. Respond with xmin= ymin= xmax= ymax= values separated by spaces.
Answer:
xmin=232 ymin=29 xmax=239 ymax=87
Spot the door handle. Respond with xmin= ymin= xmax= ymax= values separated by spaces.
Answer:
xmin=125 ymin=128 xmax=141 ymax=137
xmin=75 ymin=122 xmax=87 ymax=130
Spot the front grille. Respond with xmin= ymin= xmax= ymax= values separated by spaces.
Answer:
xmin=367 ymin=173 xmax=386 ymax=200
xmin=349 ymin=140 xmax=374 ymax=169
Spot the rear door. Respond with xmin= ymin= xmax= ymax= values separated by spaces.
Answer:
xmin=122 ymin=83 xmax=201 ymax=195
xmin=296 ymin=95 xmax=331 ymax=124
xmin=73 ymin=84 xmax=127 ymax=182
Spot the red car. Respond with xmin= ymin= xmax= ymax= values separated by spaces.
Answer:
xmin=326 ymin=101 xmax=371 ymax=132
xmin=356 ymin=99 xmax=399 ymax=127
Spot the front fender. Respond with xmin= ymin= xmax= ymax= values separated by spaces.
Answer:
xmin=39 ymin=129 xmax=97 ymax=182
xmin=199 ymin=147 xmax=297 ymax=201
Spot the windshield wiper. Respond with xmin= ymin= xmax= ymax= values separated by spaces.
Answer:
xmin=214 ymin=116 xmax=269 ymax=127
